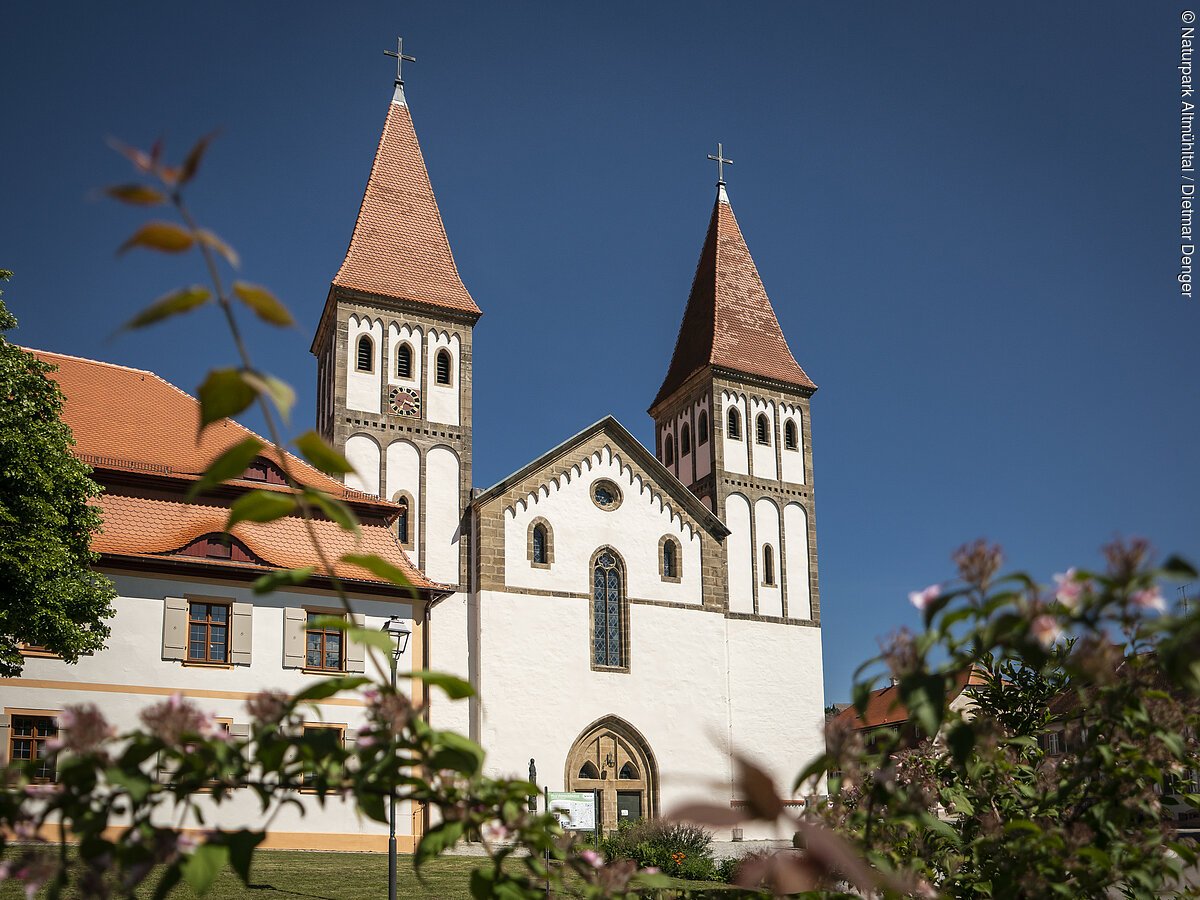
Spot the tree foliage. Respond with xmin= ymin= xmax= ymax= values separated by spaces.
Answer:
xmin=0 ymin=271 xmax=115 ymax=676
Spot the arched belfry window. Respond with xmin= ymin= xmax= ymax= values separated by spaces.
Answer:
xmin=727 ymin=407 xmax=742 ymax=441
xmin=681 ymin=424 xmax=691 ymax=456
xmin=592 ymin=550 xmax=625 ymax=669
xmin=784 ymin=419 xmax=799 ymax=451
xmin=762 ymin=544 xmax=776 ymax=586
xmin=396 ymin=497 xmax=410 ymax=545
xmin=396 ymin=342 xmax=413 ymax=379
xmin=435 ymin=349 xmax=452 ymax=386
xmin=698 ymin=410 xmax=710 ymax=445
xmin=356 ymin=335 xmax=373 ymax=373
xmin=664 ymin=434 xmax=675 ymax=467
xmin=756 ymin=413 xmax=771 ymax=445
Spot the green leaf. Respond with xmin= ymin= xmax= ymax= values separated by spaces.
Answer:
xmin=219 ymin=830 xmax=263 ymax=885
xmin=196 ymin=228 xmax=240 ymax=268
xmin=294 ymin=430 xmax=353 ymax=476
xmin=346 ymin=626 xmax=396 ymax=654
xmin=226 ymin=490 xmax=296 ymax=529
xmin=105 ymin=183 xmax=166 ymax=206
xmin=415 ymin=820 xmax=464 ymax=869
xmin=233 ymin=281 xmax=294 ymax=326
xmin=118 ymin=221 xmax=194 ymax=254
xmin=1163 ymin=555 xmax=1199 ymax=580
xmin=342 ymin=553 xmax=412 ymax=590
xmin=947 ymin=721 xmax=976 ymax=766
xmin=253 ymin=566 xmax=316 ymax=594
xmin=293 ymin=675 xmax=369 ymax=703
xmin=198 ymin=368 xmax=256 ymax=430
xmin=428 ymin=731 xmax=484 ymax=777
xmin=120 ymin=285 xmax=211 ymax=332
xmin=357 ymin=790 xmax=388 ymax=823
xmin=181 ymin=842 xmax=229 ymax=896
xmin=151 ymin=864 xmax=182 ymax=900
xmin=407 ymin=670 xmax=475 ymax=700
xmin=187 ymin=436 xmax=264 ymax=499
xmin=241 ymin=370 xmax=295 ymax=423
xmin=180 ymin=130 xmax=220 ymax=185
xmin=304 ymin=489 xmax=359 ymax=532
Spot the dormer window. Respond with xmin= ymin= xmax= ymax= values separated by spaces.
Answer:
xmin=242 ymin=457 xmax=287 ymax=485
xmin=179 ymin=533 xmax=259 ymax=563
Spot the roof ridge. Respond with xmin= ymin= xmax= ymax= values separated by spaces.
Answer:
xmin=23 ymin=347 xmax=156 ymax=378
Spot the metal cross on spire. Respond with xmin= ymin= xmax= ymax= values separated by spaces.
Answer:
xmin=384 ymin=36 xmax=416 ymax=87
xmin=707 ymin=142 xmax=733 ymax=186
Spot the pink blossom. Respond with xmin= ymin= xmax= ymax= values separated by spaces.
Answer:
xmin=174 ymin=833 xmax=199 ymax=856
xmin=1053 ymin=568 xmax=1086 ymax=610
xmin=642 ymin=866 xmax=660 ymax=875
xmin=46 ymin=704 xmax=116 ymax=756
xmin=355 ymin=733 xmax=378 ymax=749
xmin=246 ymin=689 xmax=290 ymax=726
xmin=1131 ymin=587 xmax=1166 ymax=613
xmin=139 ymin=694 xmax=219 ymax=747
xmin=908 ymin=584 xmax=941 ymax=612
xmin=1031 ymin=615 xmax=1063 ymax=648
xmin=579 ymin=849 xmax=603 ymax=868
xmin=480 ymin=820 xmax=509 ymax=843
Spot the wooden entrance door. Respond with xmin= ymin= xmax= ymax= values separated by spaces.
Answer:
xmin=565 ymin=717 xmax=657 ymax=832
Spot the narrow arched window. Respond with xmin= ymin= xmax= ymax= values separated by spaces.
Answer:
xmin=435 ymin=349 xmax=452 ymax=385
xmin=756 ymin=413 xmax=770 ymax=445
xmin=681 ymin=424 xmax=691 ymax=456
xmin=593 ymin=551 xmax=624 ymax=668
xmin=579 ymin=761 xmax=600 ymax=779
xmin=784 ymin=419 xmax=799 ymax=451
xmin=533 ymin=523 xmax=547 ymax=565
xmin=356 ymin=335 xmax=373 ymax=372
xmin=619 ymin=762 xmax=638 ymax=779
xmin=698 ymin=410 xmax=709 ymax=445
xmin=664 ymin=434 xmax=675 ymax=466
xmin=396 ymin=497 xmax=410 ymax=545
xmin=763 ymin=544 xmax=776 ymax=586
xmin=727 ymin=408 xmax=741 ymax=440
xmin=663 ymin=541 xmax=676 ymax=578
xmin=396 ymin=342 xmax=413 ymax=379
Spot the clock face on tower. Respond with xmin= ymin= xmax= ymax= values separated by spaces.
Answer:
xmin=388 ymin=386 xmax=422 ymax=418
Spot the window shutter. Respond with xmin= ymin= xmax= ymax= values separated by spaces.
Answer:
xmin=283 ymin=608 xmax=306 ymax=668
xmin=230 ymin=602 xmax=253 ymax=665
xmin=344 ymin=728 xmax=357 ymax=750
xmin=163 ymin=597 xmax=188 ymax=661
xmin=345 ymin=614 xmax=366 ymax=673
xmin=229 ymin=723 xmax=250 ymax=741
xmin=0 ymin=714 xmax=10 ymax=765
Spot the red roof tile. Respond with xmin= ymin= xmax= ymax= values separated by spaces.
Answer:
xmin=331 ymin=91 xmax=481 ymax=317
xmin=651 ymin=188 xmax=815 ymax=410
xmin=832 ymin=669 xmax=985 ymax=731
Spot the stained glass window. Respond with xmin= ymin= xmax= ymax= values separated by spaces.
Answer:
xmin=663 ymin=541 xmax=676 ymax=578
xmin=593 ymin=483 xmax=617 ymax=508
xmin=533 ymin=523 xmax=547 ymax=564
xmin=593 ymin=551 xmax=624 ymax=667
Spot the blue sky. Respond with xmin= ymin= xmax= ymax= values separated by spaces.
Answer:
xmin=2 ymin=3 xmax=1195 ymax=702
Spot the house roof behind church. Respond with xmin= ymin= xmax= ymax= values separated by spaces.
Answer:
xmin=330 ymin=87 xmax=481 ymax=317
xmin=651 ymin=186 xmax=816 ymax=411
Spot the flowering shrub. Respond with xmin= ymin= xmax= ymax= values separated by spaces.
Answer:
xmin=600 ymin=820 xmax=719 ymax=881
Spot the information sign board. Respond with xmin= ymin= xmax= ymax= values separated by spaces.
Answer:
xmin=547 ymin=791 xmax=597 ymax=831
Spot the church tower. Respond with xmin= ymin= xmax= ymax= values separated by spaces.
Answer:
xmin=648 ymin=172 xmax=819 ymax=622
xmin=311 ymin=70 xmax=481 ymax=588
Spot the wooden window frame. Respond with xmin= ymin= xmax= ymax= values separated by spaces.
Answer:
xmin=435 ymin=349 xmax=453 ymax=386
xmin=300 ymin=722 xmax=348 ymax=791
xmin=356 ymin=334 xmax=374 ymax=373
xmin=304 ymin=611 xmax=346 ymax=673
xmin=187 ymin=599 xmax=231 ymax=665
xmin=9 ymin=710 xmax=59 ymax=783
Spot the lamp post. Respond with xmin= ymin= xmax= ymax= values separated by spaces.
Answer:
xmin=381 ymin=616 xmax=412 ymax=900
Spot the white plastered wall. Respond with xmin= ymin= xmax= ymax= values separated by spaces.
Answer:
xmin=5 ymin=572 xmax=418 ymax=839
xmin=676 ymin=408 xmax=693 ymax=485
xmin=387 ymin=322 xmax=423 ymax=388
xmin=346 ymin=315 xmax=382 ymax=415
xmin=750 ymin=398 xmax=778 ymax=481
xmin=783 ymin=503 xmax=812 ymax=620
xmin=660 ymin=420 xmax=677 ymax=479
xmin=780 ymin=403 xmax=805 ymax=485
xmin=426 ymin=331 xmax=460 ymax=427
xmin=721 ymin=392 xmax=748 ymax=476
xmin=385 ymin=440 xmax=421 ymax=565
xmin=726 ymin=620 xmax=826 ymax=839
xmin=425 ymin=445 xmax=460 ymax=584
xmin=725 ymin=493 xmax=754 ymax=614
xmin=694 ymin=395 xmax=712 ymax=482
xmin=344 ymin=433 xmax=381 ymax=496
xmin=502 ymin=446 xmax=702 ymax=605
xmin=754 ymin=497 xmax=782 ymax=618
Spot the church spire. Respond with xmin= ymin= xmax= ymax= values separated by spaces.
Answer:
xmin=330 ymin=61 xmax=481 ymax=318
xmin=650 ymin=182 xmax=815 ymax=412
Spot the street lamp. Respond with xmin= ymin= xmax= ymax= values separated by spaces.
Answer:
xmin=380 ymin=616 xmax=411 ymax=900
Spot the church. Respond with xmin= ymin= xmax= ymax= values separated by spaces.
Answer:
xmin=313 ymin=70 xmax=827 ymax=836
xmin=1 ymin=65 xmax=825 ymax=847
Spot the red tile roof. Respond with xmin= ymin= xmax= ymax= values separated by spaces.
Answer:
xmin=331 ymin=91 xmax=481 ymax=317
xmin=32 ymin=349 xmax=442 ymax=593
xmin=832 ymin=669 xmax=985 ymax=731
xmin=651 ymin=188 xmax=816 ymax=410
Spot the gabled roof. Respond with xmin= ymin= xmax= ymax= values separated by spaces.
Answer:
xmin=651 ymin=186 xmax=816 ymax=411
xmin=330 ymin=86 xmax=481 ymax=318
xmin=473 ymin=416 xmax=729 ymax=540
xmin=32 ymin=349 xmax=444 ymax=594
xmin=832 ymin=669 xmax=985 ymax=732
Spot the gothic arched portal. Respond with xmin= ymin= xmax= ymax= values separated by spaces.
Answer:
xmin=565 ymin=716 xmax=658 ymax=831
